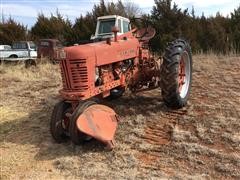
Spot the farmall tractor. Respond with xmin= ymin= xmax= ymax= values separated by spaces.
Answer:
xmin=51 ymin=15 xmax=192 ymax=149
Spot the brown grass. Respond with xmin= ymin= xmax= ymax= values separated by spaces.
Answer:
xmin=0 ymin=54 xmax=240 ymax=179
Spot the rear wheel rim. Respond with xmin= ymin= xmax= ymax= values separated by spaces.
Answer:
xmin=178 ymin=51 xmax=191 ymax=98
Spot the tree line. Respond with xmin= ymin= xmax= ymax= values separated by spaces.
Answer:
xmin=0 ymin=0 xmax=239 ymax=54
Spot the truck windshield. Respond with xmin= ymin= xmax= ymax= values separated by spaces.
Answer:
xmin=12 ymin=42 xmax=27 ymax=49
xmin=98 ymin=19 xmax=115 ymax=34
xmin=29 ymin=42 xmax=36 ymax=50
xmin=40 ymin=41 xmax=50 ymax=47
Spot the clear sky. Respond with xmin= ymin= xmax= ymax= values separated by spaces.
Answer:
xmin=1 ymin=0 xmax=239 ymax=28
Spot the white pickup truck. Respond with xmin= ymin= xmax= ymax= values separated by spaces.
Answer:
xmin=0 ymin=41 xmax=37 ymax=61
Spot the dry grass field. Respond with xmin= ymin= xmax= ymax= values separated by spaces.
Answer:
xmin=0 ymin=54 xmax=239 ymax=179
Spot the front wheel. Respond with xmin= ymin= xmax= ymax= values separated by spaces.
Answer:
xmin=69 ymin=101 xmax=96 ymax=145
xmin=50 ymin=101 xmax=71 ymax=143
xmin=160 ymin=39 xmax=192 ymax=109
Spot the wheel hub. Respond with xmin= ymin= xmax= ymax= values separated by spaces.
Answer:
xmin=178 ymin=57 xmax=186 ymax=92
xmin=178 ymin=51 xmax=191 ymax=98
xmin=61 ymin=110 xmax=71 ymax=129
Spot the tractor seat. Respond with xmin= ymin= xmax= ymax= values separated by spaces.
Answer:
xmin=136 ymin=27 xmax=156 ymax=43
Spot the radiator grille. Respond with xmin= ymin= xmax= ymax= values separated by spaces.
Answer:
xmin=60 ymin=59 xmax=88 ymax=91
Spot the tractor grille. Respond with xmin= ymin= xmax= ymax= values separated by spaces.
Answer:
xmin=60 ymin=59 xmax=88 ymax=91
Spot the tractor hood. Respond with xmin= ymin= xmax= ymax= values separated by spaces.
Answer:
xmin=64 ymin=38 xmax=139 ymax=66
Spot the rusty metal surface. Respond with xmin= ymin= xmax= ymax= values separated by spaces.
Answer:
xmin=76 ymin=104 xmax=118 ymax=142
xmin=59 ymin=29 xmax=159 ymax=101
xmin=136 ymin=27 xmax=156 ymax=42
xmin=37 ymin=39 xmax=62 ymax=60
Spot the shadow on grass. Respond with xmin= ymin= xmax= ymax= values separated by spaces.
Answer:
xmin=105 ymin=93 xmax=166 ymax=117
xmin=0 ymin=91 xmax=167 ymax=161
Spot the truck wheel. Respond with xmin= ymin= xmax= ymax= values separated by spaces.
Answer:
xmin=50 ymin=101 xmax=71 ymax=143
xmin=9 ymin=54 xmax=18 ymax=58
xmin=69 ymin=101 xmax=96 ymax=145
xmin=160 ymin=39 xmax=192 ymax=109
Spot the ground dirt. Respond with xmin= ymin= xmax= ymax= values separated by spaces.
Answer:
xmin=0 ymin=55 xmax=240 ymax=179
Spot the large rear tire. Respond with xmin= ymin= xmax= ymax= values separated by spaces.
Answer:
xmin=160 ymin=39 xmax=192 ymax=109
xmin=69 ymin=101 xmax=96 ymax=145
xmin=50 ymin=101 xmax=71 ymax=143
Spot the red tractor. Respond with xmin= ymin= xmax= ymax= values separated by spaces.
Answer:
xmin=51 ymin=15 xmax=192 ymax=149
